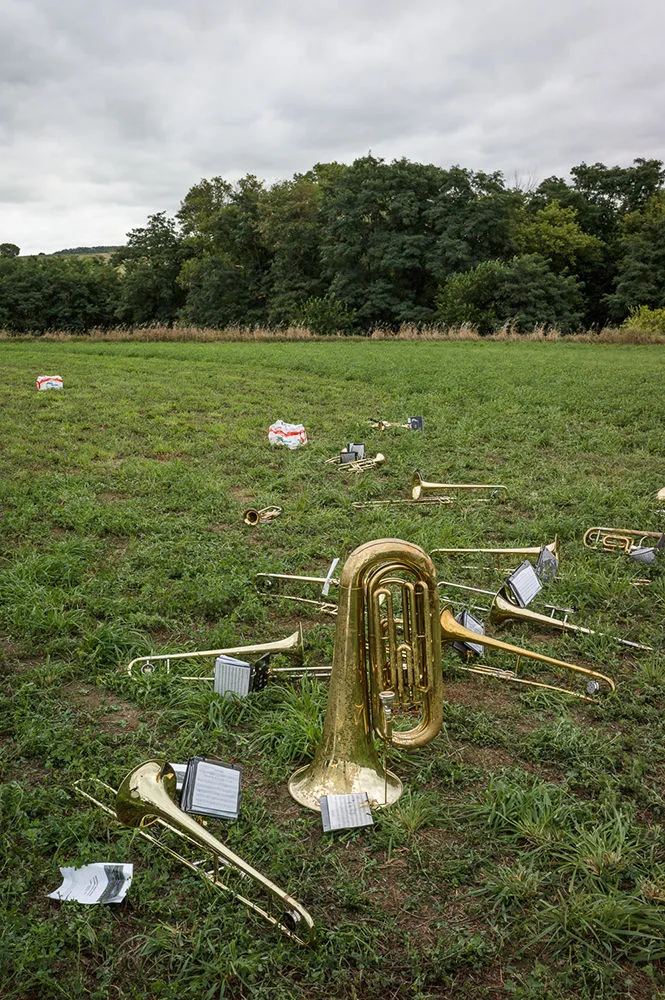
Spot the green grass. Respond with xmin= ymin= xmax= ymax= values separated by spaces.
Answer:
xmin=2 ymin=340 xmax=665 ymax=999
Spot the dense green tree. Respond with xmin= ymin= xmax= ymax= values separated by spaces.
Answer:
xmin=513 ymin=201 xmax=603 ymax=274
xmin=427 ymin=167 xmax=522 ymax=277
xmin=606 ymin=193 xmax=665 ymax=319
xmin=0 ymin=243 xmax=20 ymax=257
xmin=435 ymin=254 xmax=583 ymax=335
xmin=113 ymin=213 xmax=189 ymax=326
xmin=177 ymin=175 xmax=271 ymax=327
xmin=0 ymin=255 xmax=120 ymax=333
xmin=319 ymin=156 xmax=451 ymax=327
xmin=260 ymin=170 xmax=330 ymax=326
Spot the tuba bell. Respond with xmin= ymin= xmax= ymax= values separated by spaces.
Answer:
xmin=288 ymin=539 xmax=444 ymax=812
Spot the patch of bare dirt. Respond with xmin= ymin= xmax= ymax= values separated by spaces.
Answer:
xmin=60 ymin=681 xmax=144 ymax=732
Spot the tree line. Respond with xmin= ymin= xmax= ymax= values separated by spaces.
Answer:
xmin=2 ymin=155 xmax=665 ymax=335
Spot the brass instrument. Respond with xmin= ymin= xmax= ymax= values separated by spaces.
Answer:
xmin=243 ymin=506 xmax=282 ymax=525
xmin=353 ymin=496 xmax=456 ymax=509
xmin=288 ymin=539 xmax=444 ymax=811
xmin=431 ymin=537 xmax=559 ymax=566
xmin=583 ymin=526 xmax=664 ymax=557
xmin=74 ymin=760 xmax=315 ymax=945
xmin=438 ymin=580 xmax=651 ymax=652
xmin=368 ymin=419 xmax=411 ymax=430
xmin=326 ymin=452 xmax=385 ymax=473
xmin=411 ymin=470 xmax=506 ymax=500
xmin=440 ymin=605 xmax=615 ymax=702
xmin=487 ymin=589 xmax=652 ymax=652
xmin=126 ymin=628 xmax=304 ymax=678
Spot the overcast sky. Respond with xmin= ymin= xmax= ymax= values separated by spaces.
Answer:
xmin=3 ymin=0 xmax=665 ymax=254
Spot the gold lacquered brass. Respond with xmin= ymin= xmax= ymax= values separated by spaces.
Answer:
xmin=243 ymin=506 xmax=282 ymax=525
xmin=488 ymin=589 xmax=652 ymax=651
xmin=411 ymin=470 xmax=507 ymax=500
xmin=326 ymin=452 xmax=386 ymax=473
xmin=288 ymin=539 xmax=444 ymax=811
xmin=431 ymin=537 xmax=559 ymax=563
xmin=75 ymin=760 xmax=314 ymax=944
xmin=126 ymin=628 xmax=304 ymax=678
xmin=583 ymin=526 xmax=663 ymax=554
xmin=440 ymin=605 xmax=615 ymax=702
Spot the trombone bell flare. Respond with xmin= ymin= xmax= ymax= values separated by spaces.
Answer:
xmin=288 ymin=539 xmax=444 ymax=812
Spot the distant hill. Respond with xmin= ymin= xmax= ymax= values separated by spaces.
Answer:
xmin=51 ymin=246 xmax=124 ymax=256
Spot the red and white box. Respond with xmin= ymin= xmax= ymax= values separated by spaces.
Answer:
xmin=36 ymin=375 xmax=63 ymax=390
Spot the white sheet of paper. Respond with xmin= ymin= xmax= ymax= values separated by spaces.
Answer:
xmin=320 ymin=793 xmax=373 ymax=831
xmin=48 ymin=864 xmax=133 ymax=904
xmin=188 ymin=761 xmax=241 ymax=819
xmin=214 ymin=656 xmax=251 ymax=697
xmin=169 ymin=763 xmax=187 ymax=791
xmin=507 ymin=560 xmax=542 ymax=607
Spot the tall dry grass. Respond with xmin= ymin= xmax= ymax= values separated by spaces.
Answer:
xmin=1 ymin=322 xmax=664 ymax=344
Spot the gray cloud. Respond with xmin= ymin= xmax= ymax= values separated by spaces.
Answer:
xmin=1 ymin=0 xmax=664 ymax=253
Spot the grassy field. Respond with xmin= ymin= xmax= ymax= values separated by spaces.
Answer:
xmin=2 ymin=340 xmax=665 ymax=1000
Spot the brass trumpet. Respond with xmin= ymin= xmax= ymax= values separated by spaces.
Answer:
xmin=243 ymin=506 xmax=282 ymax=525
xmin=583 ymin=526 xmax=664 ymax=558
xmin=326 ymin=452 xmax=385 ymax=473
xmin=74 ymin=760 xmax=315 ymax=945
xmin=126 ymin=628 xmax=304 ymax=678
xmin=440 ymin=605 xmax=615 ymax=702
xmin=288 ymin=539 xmax=444 ymax=811
xmin=411 ymin=470 xmax=507 ymax=500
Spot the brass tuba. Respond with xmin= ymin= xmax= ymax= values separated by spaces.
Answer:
xmin=288 ymin=539 xmax=444 ymax=812
xmin=75 ymin=760 xmax=315 ymax=944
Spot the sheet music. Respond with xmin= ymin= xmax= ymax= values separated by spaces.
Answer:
xmin=168 ymin=762 xmax=187 ymax=791
xmin=48 ymin=864 xmax=133 ymax=904
xmin=187 ymin=760 xmax=241 ymax=819
xmin=453 ymin=610 xmax=485 ymax=656
xmin=214 ymin=655 xmax=251 ymax=697
xmin=506 ymin=560 xmax=542 ymax=607
xmin=320 ymin=793 xmax=374 ymax=832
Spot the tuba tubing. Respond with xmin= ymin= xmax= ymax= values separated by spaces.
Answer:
xmin=288 ymin=539 xmax=444 ymax=811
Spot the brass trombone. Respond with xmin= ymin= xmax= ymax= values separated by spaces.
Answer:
xmin=583 ymin=526 xmax=664 ymax=558
xmin=126 ymin=628 xmax=305 ymax=679
xmin=438 ymin=580 xmax=651 ymax=652
xmin=411 ymin=470 xmax=507 ymax=500
xmin=440 ymin=605 xmax=615 ymax=702
xmin=431 ymin=537 xmax=559 ymax=567
xmin=243 ymin=506 xmax=282 ymax=525
xmin=288 ymin=539 xmax=444 ymax=811
xmin=74 ymin=760 xmax=315 ymax=945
